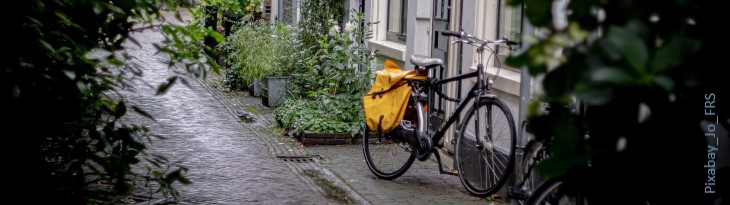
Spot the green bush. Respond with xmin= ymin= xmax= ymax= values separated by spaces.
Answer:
xmin=298 ymin=0 xmax=345 ymax=49
xmin=223 ymin=20 xmax=278 ymax=89
xmin=275 ymin=97 xmax=362 ymax=136
xmin=222 ymin=21 xmax=302 ymax=91
xmin=276 ymin=10 xmax=375 ymax=136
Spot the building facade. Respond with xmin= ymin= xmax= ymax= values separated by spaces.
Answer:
xmin=272 ymin=0 xmax=537 ymax=169
xmin=363 ymin=0 xmax=535 ymax=167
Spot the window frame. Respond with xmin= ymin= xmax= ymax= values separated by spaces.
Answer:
xmin=386 ymin=0 xmax=407 ymax=44
xmin=493 ymin=1 xmax=524 ymax=72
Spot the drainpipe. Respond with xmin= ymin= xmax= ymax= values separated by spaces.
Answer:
xmin=511 ymin=4 xmax=533 ymax=204
xmin=358 ymin=0 xmax=365 ymax=73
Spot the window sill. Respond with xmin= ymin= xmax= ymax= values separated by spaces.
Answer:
xmin=367 ymin=40 xmax=406 ymax=61
xmin=469 ymin=66 xmax=521 ymax=96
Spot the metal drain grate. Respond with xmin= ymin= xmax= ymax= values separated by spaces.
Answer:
xmin=276 ymin=155 xmax=318 ymax=163
xmin=281 ymin=158 xmax=315 ymax=163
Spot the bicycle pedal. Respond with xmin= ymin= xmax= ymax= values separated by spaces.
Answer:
xmin=507 ymin=186 xmax=528 ymax=200
xmin=399 ymin=120 xmax=414 ymax=130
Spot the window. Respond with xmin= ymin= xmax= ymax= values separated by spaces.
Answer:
xmin=387 ymin=0 xmax=407 ymax=44
xmin=497 ymin=1 xmax=523 ymax=56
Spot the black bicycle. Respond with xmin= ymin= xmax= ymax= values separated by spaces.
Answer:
xmin=362 ymin=30 xmax=518 ymax=197
xmin=508 ymin=100 xmax=590 ymax=205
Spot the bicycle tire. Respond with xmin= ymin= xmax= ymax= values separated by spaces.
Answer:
xmin=517 ymin=139 xmax=547 ymax=197
xmin=362 ymin=98 xmax=422 ymax=180
xmin=526 ymin=177 xmax=587 ymax=205
xmin=455 ymin=97 xmax=517 ymax=197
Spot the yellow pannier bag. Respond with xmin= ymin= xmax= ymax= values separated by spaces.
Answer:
xmin=362 ymin=60 xmax=427 ymax=133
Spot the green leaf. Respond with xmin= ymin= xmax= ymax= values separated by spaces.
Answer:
xmin=505 ymin=52 xmax=530 ymax=69
xmin=652 ymin=75 xmax=674 ymax=91
xmin=39 ymin=39 xmax=54 ymax=53
xmin=63 ymin=70 xmax=76 ymax=80
xmin=103 ymin=2 xmax=126 ymax=15
xmin=524 ymin=0 xmax=553 ymax=27
xmin=576 ymin=85 xmax=614 ymax=106
xmin=567 ymin=0 xmax=599 ymax=19
xmin=153 ymin=170 xmax=164 ymax=179
xmin=650 ymin=35 xmax=700 ymax=74
xmin=93 ymin=2 xmax=104 ymax=14
xmin=145 ymin=158 xmax=162 ymax=168
xmin=535 ymin=151 xmax=590 ymax=179
xmin=85 ymin=48 xmax=112 ymax=61
xmin=164 ymin=169 xmax=189 ymax=185
xmin=590 ymin=67 xmax=636 ymax=86
xmin=127 ymin=36 xmax=142 ymax=48
xmin=606 ymin=26 xmax=648 ymax=73
xmin=156 ymin=76 xmax=178 ymax=95
xmin=567 ymin=22 xmax=589 ymax=42
xmin=542 ymin=67 xmax=569 ymax=99
xmin=115 ymin=101 xmax=127 ymax=118
xmin=132 ymin=106 xmax=156 ymax=121
xmin=207 ymin=29 xmax=225 ymax=43
xmin=55 ymin=12 xmax=85 ymax=31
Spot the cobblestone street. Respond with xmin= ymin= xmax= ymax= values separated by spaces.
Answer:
xmin=120 ymin=10 xmax=338 ymax=204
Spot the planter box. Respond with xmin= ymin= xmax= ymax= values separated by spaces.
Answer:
xmin=263 ymin=76 xmax=290 ymax=107
xmin=250 ymin=79 xmax=263 ymax=97
xmin=300 ymin=132 xmax=355 ymax=145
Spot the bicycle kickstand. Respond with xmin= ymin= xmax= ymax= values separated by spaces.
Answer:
xmin=433 ymin=149 xmax=459 ymax=176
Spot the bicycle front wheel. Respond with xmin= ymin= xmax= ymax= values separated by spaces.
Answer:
xmin=362 ymin=99 xmax=423 ymax=180
xmin=456 ymin=97 xmax=516 ymax=197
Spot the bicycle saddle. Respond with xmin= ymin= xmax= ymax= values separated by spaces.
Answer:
xmin=410 ymin=55 xmax=443 ymax=68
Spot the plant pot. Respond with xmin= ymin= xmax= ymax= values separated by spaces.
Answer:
xmin=251 ymin=79 xmax=263 ymax=97
xmin=264 ymin=76 xmax=290 ymax=107
xmin=262 ymin=94 xmax=269 ymax=106
xmin=300 ymin=132 xmax=355 ymax=145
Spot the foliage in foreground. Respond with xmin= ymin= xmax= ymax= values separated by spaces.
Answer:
xmin=3 ymin=0 xmax=220 ymax=203
xmin=506 ymin=0 xmax=724 ymax=204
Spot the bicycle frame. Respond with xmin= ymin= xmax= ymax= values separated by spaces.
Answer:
xmin=415 ymin=47 xmax=496 ymax=150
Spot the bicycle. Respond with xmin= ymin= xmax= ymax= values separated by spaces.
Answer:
xmin=362 ymin=29 xmax=518 ymax=197
xmin=505 ymin=98 xmax=590 ymax=205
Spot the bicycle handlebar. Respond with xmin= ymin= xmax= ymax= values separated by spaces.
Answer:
xmin=440 ymin=30 xmax=517 ymax=50
xmin=440 ymin=30 xmax=463 ymax=38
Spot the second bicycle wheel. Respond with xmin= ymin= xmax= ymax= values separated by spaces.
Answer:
xmin=362 ymin=99 xmax=423 ymax=180
xmin=517 ymin=140 xmax=547 ymax=197
xmin=526 ymin=177 xmax=588 ymax=205
xmin=456 ymin=97 xmax=516 ymax=197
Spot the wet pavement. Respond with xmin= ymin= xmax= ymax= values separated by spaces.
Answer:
xmin=121 ymin=9 xmax=509 ymax=205
xmin=120 ymin=10 xmax=336 ymax=205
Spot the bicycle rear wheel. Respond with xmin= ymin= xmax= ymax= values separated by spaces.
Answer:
xmin=362 ymin=98 xmax=423 ymax=180
xmin=456 ymin=97 xmax=516 ymax=197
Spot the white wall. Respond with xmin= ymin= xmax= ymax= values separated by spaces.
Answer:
xmin=404 ymin=0 xmax=432 ymax=69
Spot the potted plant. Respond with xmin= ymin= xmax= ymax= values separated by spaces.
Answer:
xmin=222 ymin=19 xmax=278 ymax=94
xmin=263 ymin=24 xmax=303 ymax=107
xmin=274 ymin=10 xmax=378 ymax=142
